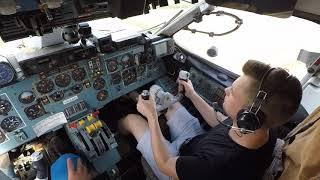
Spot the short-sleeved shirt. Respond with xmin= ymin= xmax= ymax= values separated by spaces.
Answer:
xmin=176 ymin=118 xmax=276 ymax=180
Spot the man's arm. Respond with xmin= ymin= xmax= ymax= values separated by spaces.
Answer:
xmin=148 ymin=115 xmax=179 ymax=178
xmin=67 ymin=158 xmax=92 ymax=180
xmin=179 ymin=80 xmax=219 ymax=127
xmin=137 ymin=95 xmax=179 ymax=179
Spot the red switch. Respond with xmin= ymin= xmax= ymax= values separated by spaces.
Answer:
xmin=92 ymin=111 xmax=100 ymax=118
xmin=68 ymin=122 xmax=77 ymax=129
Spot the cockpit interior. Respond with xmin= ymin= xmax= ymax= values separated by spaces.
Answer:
xmin=0 ymin=0 xmax=319 ymax=179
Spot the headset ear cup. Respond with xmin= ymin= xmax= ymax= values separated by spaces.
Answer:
xmin=236 ymin=108 xmax=259 ymax=131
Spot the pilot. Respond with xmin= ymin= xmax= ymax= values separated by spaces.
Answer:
xmin=118 ymin=60 xmax=302 ymax=180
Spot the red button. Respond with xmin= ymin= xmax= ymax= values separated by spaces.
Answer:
xmin=68 ymin=122 xmax=77 ymax=129
xmin=92 ymin=111 xmax=100 ymax=118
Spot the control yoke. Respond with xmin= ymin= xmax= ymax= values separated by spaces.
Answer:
xmin=142 ymin=70 xmax=190 ymax=113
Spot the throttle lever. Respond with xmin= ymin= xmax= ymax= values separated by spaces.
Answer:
xmin=178 ymin=70 xmax=190 ymax=94
xmin=141 ymin=90 xmax=150 ymax=100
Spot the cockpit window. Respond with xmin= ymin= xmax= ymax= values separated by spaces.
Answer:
xmin=1 ymin=2 xmax=319 ymax=80
xmin=173 ymin=7 xmax=320 ymax=80
xmin=124 ymin=2 xmax=320 ymax=80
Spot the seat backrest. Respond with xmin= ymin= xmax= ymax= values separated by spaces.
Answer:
xmin=262 ymin=138 xmax=285 ymax=180
xmin=279 ymin=106 xmax=320 ymax=180
xmin=264 ymin=106 xmax=320 ymax=180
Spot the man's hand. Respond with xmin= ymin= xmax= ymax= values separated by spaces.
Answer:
xmin=178 ymin=79 xmax=196 ymax=98
xmin=67 ymin=158 xmax=91 ymax=180
xmin=137 ymin=94 xmax=157 ymax=120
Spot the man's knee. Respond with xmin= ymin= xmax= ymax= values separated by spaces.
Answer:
xmin=165 ymin=102 xmax=183 ymax=121
xmin=123 ymin=114 xmax=146 ymax=126
xmin=122 ymin=114 xmax=149 ymax=141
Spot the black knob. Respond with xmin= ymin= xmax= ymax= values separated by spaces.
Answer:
xmin=141 ymin=90 xmax=150 ymax=100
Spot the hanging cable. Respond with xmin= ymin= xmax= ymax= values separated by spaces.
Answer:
xmin=184 ymin=10 xmax=243 ymax=37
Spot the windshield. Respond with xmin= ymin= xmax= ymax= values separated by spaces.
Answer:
xmin=123 ymin=2 xmax=320 ymax=80
xmin=1 ymin=1 xmax=319 ymax=80
xmin=174 ymin=6 xmax=320 ymax=80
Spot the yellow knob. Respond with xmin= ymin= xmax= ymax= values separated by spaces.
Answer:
xmin=93 ymin=120 xmax=103 ymax=129
xmin=79 ymin=120 xmax=85 ymax=126
xmin=87 ymin=115 xmax=95 ymax=122
xmin=85 ymin=124 xmax=96 ymax=134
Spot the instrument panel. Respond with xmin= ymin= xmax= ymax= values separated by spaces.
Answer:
xmin=0 ymin=35 xmax=171 ymax=154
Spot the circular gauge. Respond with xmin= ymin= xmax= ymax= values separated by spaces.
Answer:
xmin=50 ymin=91 xmax=64 ymax=102
xmin=55 ymin=73 xmax=71 ymax=87
xmin=97 ymin=90 xmax=108 ymax=101
xmin=110 ymin=72 xmax=122 ymax=85
xmin=93 ymin=77 xmax=106 ymax=90
xmin=137 ymin=65 xmax=146 ymax=76
xmin=122 ymin=69 xmax=137 ymax=86
xmin=121 ymin=54 xmax=134 ymax=68
xmin=19 ymin=91 xmax=35 ymax=104
xmin=36 ymin=79 xmax=54 ymax=94
xmin=1 ymin=116 xmax=22 ymax=132
xmin=0 ymin=99 xmax=12 ymax=115
xmin=72 ymin=68 xmax=86 ymax=81
xmin=71 ymin=84 xmax=83 ymax=94
xmin=107 ymin=60 xmax=118 ymax=73
xmin=24 ymin=104 xmax=45 ymax=120
xmin=0 ymin=62 xmax=15 ymax=87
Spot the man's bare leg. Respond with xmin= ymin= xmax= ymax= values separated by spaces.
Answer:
xmin=120 ymin=114 xmax=149 ymax=141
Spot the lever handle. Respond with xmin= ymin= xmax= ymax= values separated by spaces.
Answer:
xmin=179 ymin=70 xmax=190 ymax=94
xmin=179 ymin=70 xmax=190 ymax=82
xmin=141 ymin=90 xmax=150 ymax=100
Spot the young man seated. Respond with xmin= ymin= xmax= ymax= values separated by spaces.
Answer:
xmin=120 ymin=60 xmax=302 ymax=180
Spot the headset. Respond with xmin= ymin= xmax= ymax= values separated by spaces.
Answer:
xmin=217 ymin=67 xmax=275 ymax=134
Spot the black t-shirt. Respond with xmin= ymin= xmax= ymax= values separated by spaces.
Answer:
xmin=176 ymin=118 xmax=276 ymax=180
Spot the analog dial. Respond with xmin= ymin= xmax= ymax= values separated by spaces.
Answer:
xmin=0 ymin=61 xmax=15 ymax=87
xmin=122 ymin=69 xmax=137 ymax=86
xmin=1 ymin=116 xmax=22 ymax=132
xmin=0 ymin=99 xmax=12 ymax=115
xmin=97 ymin=90 xmax=108 ymax=101
xmin=93 ymin=77 xmax=106 ymax=90
xmin=121 ymin=54 xmax=134 ymax=68
xmin=55 ymin=73 xmax=71 ymax=87
xmin=36 ymin=79 xmax=54 ymax=94
xmin=72 ymin=68 xmax=86 ymax=81
xmin=107 ymin=59 xmax=118 ymax=73
xmin=50 ymin=91 xmax=64 ymax=102
xmin=19 ymin=91 xmax=35 ymax=104
xmin=71 ymin=84 xmax=83 ymax=94
xmin=24 ymin=104 xmax=45 ymax=120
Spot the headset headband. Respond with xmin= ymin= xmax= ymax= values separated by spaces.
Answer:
xmin=249 ymin=67 xmax=275 ymax=115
